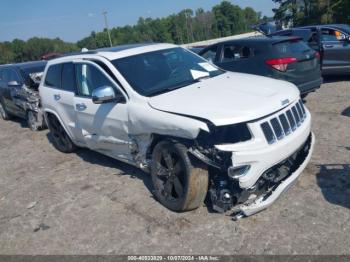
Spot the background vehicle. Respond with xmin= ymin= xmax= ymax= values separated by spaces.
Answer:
xmin=271 ymin=24 xmax=350 ymax=75
xmin=0 ymin=61 xmax=47 ymax=131
xmin=40 ymin=43 xmax=314 ymax=219
xmin=198 ymin=36 xmax=322 ymax=97
xmin=189 ymin=46 xmax=207 ymax=54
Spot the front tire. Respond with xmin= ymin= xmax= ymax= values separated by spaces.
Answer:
xmin=26 ymin=111 xmax=40 ymax=131
xmin=0 ymin=101 xmax=11 ymax=120
xmin=151 ymin=140 xmax=208 ymax=212
xmin=47 ymin=114 xmax=76 ymax=153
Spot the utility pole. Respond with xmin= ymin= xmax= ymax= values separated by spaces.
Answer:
xmin=102 ymin=11 xmax=113 ymax=47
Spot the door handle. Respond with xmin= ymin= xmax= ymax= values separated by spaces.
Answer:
xmin=76 ymin=103 xmax=87 ymax=111
xmin=54 ymin=94 xmax=61 ymax=101
xmin=324 ymin=45 xmax=334 ymax=48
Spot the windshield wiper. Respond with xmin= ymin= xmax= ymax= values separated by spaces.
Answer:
xmin=195 ymin=75 xmax=211 ymax=81
xmin=149 ymin=80 xmax=199 ymax=96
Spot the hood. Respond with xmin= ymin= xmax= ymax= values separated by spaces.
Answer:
xmin=149 ymin=72 xmax=300 ymax=126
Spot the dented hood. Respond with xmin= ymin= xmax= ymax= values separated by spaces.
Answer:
xmin=149 ymin=72 xmax=300 ymax=126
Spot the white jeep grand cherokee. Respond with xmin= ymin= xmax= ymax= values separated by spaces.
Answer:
xmin=39 ymin=43 xmax=315 ymax=219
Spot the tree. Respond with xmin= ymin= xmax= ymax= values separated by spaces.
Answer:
xmin=273 ymin=0 xmax=350 ymax=27
xmin=1 ymin=2 xmax=262 ymax=63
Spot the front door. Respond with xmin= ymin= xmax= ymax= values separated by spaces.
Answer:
xmin=73 ymin=61 xmax=131 ymax=162
xmin=321 ymin=27 xmax=350 ymax=73
xmin=0 ymin=68 xmax=24 ymax=116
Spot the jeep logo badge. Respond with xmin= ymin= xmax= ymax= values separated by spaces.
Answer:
xmin=282 ymin=99 xmax=290 ymax=106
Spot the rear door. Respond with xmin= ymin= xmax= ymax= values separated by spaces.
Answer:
xmin=320 ymin=27 xmax=350 ymax=73
xmin=73 ymin=61 xmax=131 ymax=161
xmin=42 ymin=63 xmax=78 ymax=139
xmin=216 ymin=43 xmax=257 ymax=73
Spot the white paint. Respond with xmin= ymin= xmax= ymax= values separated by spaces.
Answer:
xmin=39 ymin=43 xmax=313 ymax=216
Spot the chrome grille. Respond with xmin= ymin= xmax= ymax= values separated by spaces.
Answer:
xmin=261 ymin=100 xmax=307 ymax=144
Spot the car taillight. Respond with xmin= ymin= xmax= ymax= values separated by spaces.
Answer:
xmin=315 ymin=51 xmax=321 ymax=60
xmin=265 ymin=57 xmax=297 ymax=72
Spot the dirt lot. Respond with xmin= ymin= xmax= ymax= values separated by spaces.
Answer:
xmin=0 ymin=77 xmax=349 ymax=255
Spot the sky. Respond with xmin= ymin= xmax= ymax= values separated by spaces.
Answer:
xmin=0 ymin=0 xmax=277 ymax=43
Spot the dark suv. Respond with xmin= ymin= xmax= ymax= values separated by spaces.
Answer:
xmin=271 ymin=24 xmax=350 ymax=75
xmin=0 ymin=61 xmax=47 ymax=131
xmin=198 ymin=36 xmax=323 ymax=97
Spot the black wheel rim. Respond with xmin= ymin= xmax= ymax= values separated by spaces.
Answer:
xmin=50 ymin=117 xmax=69 ymax=150
xmin=154 ymin=147 xmax=186 ymax=202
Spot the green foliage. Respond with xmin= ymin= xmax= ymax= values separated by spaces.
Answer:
xmin=273 ymin=0 xmax=350 ymax=26
xmin=0 ymin=37 xmax=77 ymax=64
xmin=1 ymin=1 xmax=262 ymax=64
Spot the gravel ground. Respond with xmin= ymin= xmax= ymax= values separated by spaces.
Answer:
xmin=0 ymin=78 xmax=349 ymax=255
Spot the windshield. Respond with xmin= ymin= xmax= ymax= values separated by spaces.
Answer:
xmin=20 ymin=65 xmax=46 ymax=88
xmin=112 ymin=47 xmax=224 ymax=97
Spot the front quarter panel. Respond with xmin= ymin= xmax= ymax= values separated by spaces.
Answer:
xmin=127 ymin=102 xmax=209 ymax=139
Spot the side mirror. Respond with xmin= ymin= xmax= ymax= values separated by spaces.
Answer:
xmin=92 ymin=86 xmax=125 ymax=104
xmin=7 ymin=81 xmax=21 ymax=87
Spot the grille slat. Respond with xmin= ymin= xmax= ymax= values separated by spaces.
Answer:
xmin=295 ymin=103 xmax=304 ymax=121
xmin=279 ymin=114 xmax=291 ymax=135
xmin=261 ymin=122 xmax=276 ymax=144
xmin=291 ymin=106 xmax=301 ymax=126
xmin=299 ymin=100 xmax=306 ymax=115
xmin=270 ymin=118 xmax=284 ymax=140
xmin=286 ymin=110 xmax=297 ymax=131
xmin=261 ymin=102 xmax=307 ymax=144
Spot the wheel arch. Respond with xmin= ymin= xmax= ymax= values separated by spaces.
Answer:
xmin=146 ymin=133 xmax=194 ymax=160
xmin=44 ymin=109 xmax=75 ymax=141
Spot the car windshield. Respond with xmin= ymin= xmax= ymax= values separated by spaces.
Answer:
xmin=20 ymin=65 xmax=46 ymax=88
xmin=112 ymin=47 xmax=224 ymax=97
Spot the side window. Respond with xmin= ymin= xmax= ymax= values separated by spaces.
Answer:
xmin=76 ymin=64 xmax=115 ymax=97
xmin=201 ymin=46 xmax=218 ymax=62
xmin=1 ymin=69 xmax=11 ymax=83
xmin=45 ymin=64 xmax=62 ymax=88
xmin=0 ymin=70 xmax=4 ymax=82
xmin=1 ymin=69 xmax=21 ymax=84
xmin=321 ymin=28 xmax=347 ymax=41
xmin=61 ymin=63 xmax=76 ymax=92
xmin=222 ymin=45 xmax=252 ymax=62
xmin=8 ymin=69 xmax=21 ymax=83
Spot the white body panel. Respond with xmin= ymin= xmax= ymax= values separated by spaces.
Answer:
xmin=149 ymin=72 xmax=300 ymax=126
xmin=39 ymin=43 xmax=314 ymax=217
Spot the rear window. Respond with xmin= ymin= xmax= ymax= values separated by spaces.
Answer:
xmin=274 ymin=41 xmax=311 ymax=54
xmin=44 ymin=64 xmax=62 ymax=88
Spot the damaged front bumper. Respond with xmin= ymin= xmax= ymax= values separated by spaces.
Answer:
xmin=235 ymin=132 xmax=315 ymax=218
xmin=11 ymin=85 xmax=46 ymax=128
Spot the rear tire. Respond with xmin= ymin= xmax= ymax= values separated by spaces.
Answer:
xmin=150 ymin=140 xmax=208 ymax=212
xmin=47 ymin=114 xmax=76 ymax=153
xmin=0 ymin=101 xmax=11 ymax=120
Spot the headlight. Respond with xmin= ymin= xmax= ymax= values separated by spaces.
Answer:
xmin=197 ymin=123 xmax=252 ymax=146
